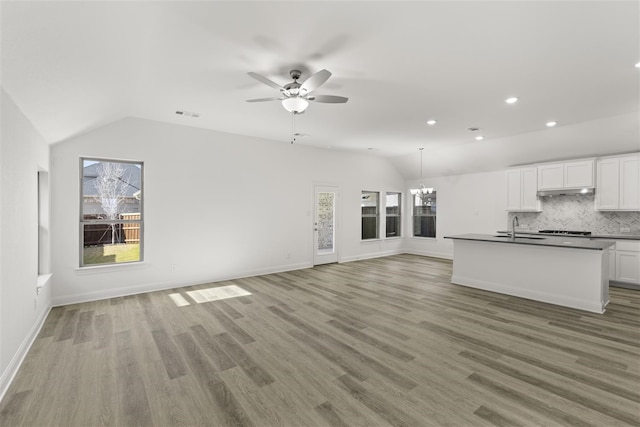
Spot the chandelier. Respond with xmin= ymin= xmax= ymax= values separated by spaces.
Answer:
xmin=409 ymin=148 xmax=433 ymax=202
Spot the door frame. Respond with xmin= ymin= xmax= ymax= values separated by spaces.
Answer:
xmin=312 ymin=183 xmax=341 ymax=266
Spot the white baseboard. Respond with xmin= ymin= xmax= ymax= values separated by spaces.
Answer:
xmin=403 ymin=248 xmax=453 ymax=260
xmin=339 ymin=249 xmax=403 ymax=263
xmin=450 ymin=274 xmax=606 ymax=314
xmin=52 ymin=261 xmax=312 ymax=306
xmin=0 ymin=305 xmax=51 ymax=404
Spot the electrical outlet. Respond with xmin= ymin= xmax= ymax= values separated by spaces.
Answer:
xmin=620 ymin=227 xmax=631 ymax=233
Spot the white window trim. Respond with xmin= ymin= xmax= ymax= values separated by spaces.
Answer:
xmin=79 ymin=157 xmax=144 ymax=268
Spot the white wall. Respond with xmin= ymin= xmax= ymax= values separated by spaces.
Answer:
xmin=50 ymin=118 xmax=405 ymax=305
xmin=0 ymin=89 xmax=51 ymax=400
xmin=404 ymin=170 xmax=508 ymax=259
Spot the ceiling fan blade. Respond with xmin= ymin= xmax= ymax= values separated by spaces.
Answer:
xmin=245 ymin=97 xmax=283 ymax=102
xmin=247 ymin=72 xmax=284 ymax=91
xmin=307 ymin=95 xmax=348 ymax=103
xmin=300 ymin=69 xmax=331 ymax=93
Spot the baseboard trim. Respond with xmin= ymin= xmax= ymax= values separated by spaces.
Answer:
xmin=339 ymin=249 xmax=403 ymax=263
xmin=403 ymin=248 xmax=453 ymax=260
xmin=52 ymin=261 xmax=312 ymax=306
xmin=0 ymin=306 xmax=52 ymax=404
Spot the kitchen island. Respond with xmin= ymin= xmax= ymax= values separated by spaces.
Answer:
xmin=444 ymin=234 xmax=614 ymax=313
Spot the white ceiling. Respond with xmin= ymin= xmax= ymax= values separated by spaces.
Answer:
xmin=2 ymin=1 xmax=639 ymax=178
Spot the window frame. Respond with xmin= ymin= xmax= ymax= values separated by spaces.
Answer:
xmin=79 ymin=157 xmax=144 ymax=267
xmin=361 ymin=190 xmax=380 ymax=240
xmin=412 ymin=190 xmax=437 ymax=238
xmin=385 ymin=192 xmax=401 ymax=238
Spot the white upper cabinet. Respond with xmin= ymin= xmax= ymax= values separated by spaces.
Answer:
xmin=506 ymin=167 xmax=540 ymax=211
xmin=564 ymin=160 xmax=595 ymax=188
xmin=620 ymin=155 xmax=640 ymax=210
xmin=537 ymin=164 xmax=564 ymax=190
xmin=538 ymin=160 xmax=594 ymax=190
xmin=596 ymin=154 xmax=640 ymax=211
xmin=596 ymin=158 xmax=620 ymax=210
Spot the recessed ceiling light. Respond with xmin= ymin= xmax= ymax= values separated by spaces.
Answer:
xmin=426 ymin=119 xmax=437 ymax=126
xmin=505 ymin=97 xmax=518 ymax=104
xmin=546 ymin=121 xmax=557 ymax=127
xmin=475 ymin=135 xmax=484 ymax=141
xmin=635 ymin=62 xmax=640 ymax=68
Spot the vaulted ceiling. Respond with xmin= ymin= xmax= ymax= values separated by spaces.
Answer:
xmin=2 ymin=1 xmax=638 ymax=178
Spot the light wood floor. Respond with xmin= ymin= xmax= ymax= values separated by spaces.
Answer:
xmin=1 ymin=254 xmax=639 ymax=426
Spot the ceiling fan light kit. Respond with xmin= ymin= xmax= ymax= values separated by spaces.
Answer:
xmin=246 ymin=68 xmax=348 ymax=115
xmin=247 ymin=68 xmax=349 ymax=143
xmin=282 ymin=97 xmax=309 ymax=114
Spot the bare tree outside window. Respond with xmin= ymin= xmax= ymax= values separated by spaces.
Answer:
xmin=81 ymin=158 xmax=143 ymax=266
xmin=94 ymin=162 xmax=131 ymax=244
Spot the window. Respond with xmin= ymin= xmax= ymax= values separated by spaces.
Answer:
xmin=413 ymin=190 xmax=436 ymax=238
xmin=361 ymin=191 xmax=379 ymax=240
xmin=38 ymin=171 xmax=50 ymax=275
xmin=80 ymin=158 xmax=143 ymax=266
xmin=385 ymin=192 xmax=401 ymax=237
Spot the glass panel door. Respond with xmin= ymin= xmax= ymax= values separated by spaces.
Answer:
xmin=314 ymin=185 xmax=339 ymax=265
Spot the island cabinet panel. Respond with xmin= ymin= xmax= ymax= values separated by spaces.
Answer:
xmin=596 ymin=154 xmax=640 ymax=211
xmin=609 ymin=247 xmax=616 ymax=280
xmin=505 ymin=167 xmax=540 ymax=211
xmin=445 ymin=234 xmax=612 ymax=313
xmin=537 ymin=159 xmax=594 ymax=190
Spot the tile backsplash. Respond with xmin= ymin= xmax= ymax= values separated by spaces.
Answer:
xmin=507 ymin=194 xmax=640 ymax=235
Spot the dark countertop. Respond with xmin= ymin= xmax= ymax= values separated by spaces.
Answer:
xmin=495 ymin=231 xmax=640 ymax=241
xmin=445 ymin=233 xmax=614 ymax=250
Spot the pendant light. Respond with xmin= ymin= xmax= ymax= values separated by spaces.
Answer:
xmin=409 ymin=148 xmax=433 ymax=202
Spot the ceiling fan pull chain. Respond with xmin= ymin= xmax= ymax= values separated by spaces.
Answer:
xmin=291 ymin=113 xmax=295 ymax=144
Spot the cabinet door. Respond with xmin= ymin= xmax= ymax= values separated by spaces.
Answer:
xmin=520 ymin=168 xmax=539 ymax=211
xmin=564 ymin=160 xmax=594 ymax=188
xmin=616 ymin=251 xmax=640 ymax=284
xmin=506 ymin=169 xmax=522 ymax=211
xmin=537 ymin=164 xmax=563 ymax=190
xmin=596 ymin=158 xmax=619 ymax=210
xmin=619 ymin=155 xmax=640 ymax=210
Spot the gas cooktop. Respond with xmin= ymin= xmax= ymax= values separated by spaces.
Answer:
xmin=538 ymin=230 xmax=592 ymax=236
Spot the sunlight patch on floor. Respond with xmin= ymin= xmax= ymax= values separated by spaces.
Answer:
xmin=169 ymin=293 xmax=191 ymax=307
xmin=185 ymin=285 xmax=251 ymax=304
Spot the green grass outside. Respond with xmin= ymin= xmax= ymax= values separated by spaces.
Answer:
xmin=83 ymin=243 xmax=140 ymax=265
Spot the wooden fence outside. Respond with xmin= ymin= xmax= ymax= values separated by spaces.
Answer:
xmin=121 ymin=213 xmax=140 ymax=244
xmin=83 ymin=213 xmax=140 ymax=246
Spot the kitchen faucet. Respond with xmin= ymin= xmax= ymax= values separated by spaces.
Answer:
xmin=511 ymin=216 xmax=519 ymax=240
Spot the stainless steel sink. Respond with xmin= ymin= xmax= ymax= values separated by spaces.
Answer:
xmin=492 ymin=235 xmax=547 ymax=240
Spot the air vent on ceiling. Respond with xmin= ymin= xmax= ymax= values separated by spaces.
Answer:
xmin=176 ymin=110 xmax=200 ymax=118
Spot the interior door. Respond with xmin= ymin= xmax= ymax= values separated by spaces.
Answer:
xmin=313 ymin=185 xmax=339 ymax=265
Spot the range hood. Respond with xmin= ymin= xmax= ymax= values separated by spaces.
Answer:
xmin=537 ymin=188 xmax=595 ymax=197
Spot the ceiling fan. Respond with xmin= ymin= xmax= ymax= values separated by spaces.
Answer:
xmin=246 ymin=69 xmax=348 ymax=114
